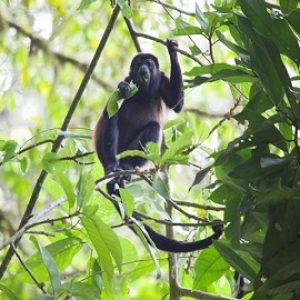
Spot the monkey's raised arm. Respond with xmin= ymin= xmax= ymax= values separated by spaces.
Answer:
xmin=160 ymin=39 xmax=184 ymax=113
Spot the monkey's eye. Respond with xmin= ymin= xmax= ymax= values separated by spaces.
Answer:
xmin=145 ymin=59 xmax=153 ymax=68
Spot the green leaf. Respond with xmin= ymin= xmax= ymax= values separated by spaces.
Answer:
xmin=107 ymin=90 xmax=122 ymax=119
xmin=189 ymin=167 xmax=211 ymax=191
xmin=19 ymin=157 xmax=30 ymax=174
xmin=0 ymin=283 xmax=20 ymax=300
xmin=0 ymin=140 xmax=17 ymax=163
xmin=119 ymin=188 xmax=134 ymax=217
xmin=214 ymin=240 xmax=258 ymax=281
xmin=107 ymin=83 xmax=138 ymax=118
xmin=91 ymin=259 xmax=103 ymax=291
xmin=161 ymin=131 xmax=193 ymax=165
xmin=185 ymin=63 xmax=251 ymax=77
xmin=56 ymin=172 xmax=76 ymax=209
xmin=38 ymin=243 xmax=61 ymax=292
xmin=43 ymin=177 xmax=65 ymax=199
xmin=117 ymin=142 xmax=160 ymax=164
xmin=280 ymin=0 xmax=298 ymax=14
xmin=60 ymin=282 xmax=99 ymax=300
xmin=240 ymin=0 xmax=300 ymax=64
xmin=77 ymin=170 xmax=94 ymax=207
xmin=286 ymin=10 xmax=300 ymax=35
xmin=78 ymin=0 xmax=96 ymax=10
xmin=42 ymin=152 xmax=68 ymax=174
xmin=152 ymin=174 xmax=170 ymax=199
xmin=185 ymin=63 xmax=255 ymax=84
xmin=173 ymin=18 xmax=202 ymax=36
xmin=216 ymin=31 xmax=249 ymax=62
xmin=195 ymin=3 xmax=209 ymax=33
xmin=117 ymin=0 xmax=132 ymax=18
xmin=193 ymin=247 xmax=230 ymax=290
xmin=81 ymin=213 xmax=122 ymax=280
xmin=20 ymin=238 xmax=82 ymax=282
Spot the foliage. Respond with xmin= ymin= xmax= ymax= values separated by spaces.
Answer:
xmin=0 ymin=0 xmax=300 ymax=299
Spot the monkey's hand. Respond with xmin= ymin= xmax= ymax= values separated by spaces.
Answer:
xmin=105 ymin=164 xmax=131 ymax=195
xmin=118 ymin=81 xmax=131 ymax=99
xmin=166 ymin=39 xmax=178 ymax=58
xmin=211 ymin=219 xmax=224 ymax=240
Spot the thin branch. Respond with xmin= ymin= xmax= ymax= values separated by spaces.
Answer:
xmin=0 ymin=13 xmax=113 ymax=91
xmin=0 ymin=139 xmax=55 ymax=167
xmin=58 ymin=151 xmax=94 ymax=163
xmin=208 ymin=33 xmax=215 ymax=64
xmin=28 ymin=211 xmax=80 ymax=229
xmin=179 ymin=287 xmax=238 ymax=300
xmin=0 ymin=5 xmax=121 ymax=279
xmin=12 ymin=243 xmax=46 ymax=294
xmin=185 ymin=108 xmax=224 ymax=118
xmin=18 ymin=139 xmax=55 ymax=155
xmin=175 ymin=200 xmax=225 ymax=211
xmin=123 ymin=17 xmax=142 ymax=52
xmin=25 ymin=230 xmax=55 ymax=237
xmin=208 ymin=96 xmax=242 ymax=137
xmin=148 ymin=0 xmax=195 ymax=16
xmin=137 ymin=211 xmax=215 ymax=226
xmin=133 ymin=31 xmax=204 ymax=65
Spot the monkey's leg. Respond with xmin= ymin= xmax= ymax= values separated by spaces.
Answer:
xmin=120 ymin=121 xmax=160 ymax=170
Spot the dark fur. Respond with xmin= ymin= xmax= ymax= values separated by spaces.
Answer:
xmin=94 ymin=40 xmax=223 ymax=252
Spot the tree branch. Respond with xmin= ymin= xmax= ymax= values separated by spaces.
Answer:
xmin=123 ymin=17 xmax=142 ymax=52
xmin=174 ymin=200 xmax=225 ymax=211
xmin=185 ymin=108 xmax=225 ymax=118
xmin=179 ymin=287 xmax=238 ymax=300
xmin=132 ymin=30 xmax=204 ymax=65
xmin=12 ymin=243 xmax=46 ymax=294
xmin=148 ymin=0 xmax=195 ymax=16
xmin=0 ymin=5 xmax=121 ymax=280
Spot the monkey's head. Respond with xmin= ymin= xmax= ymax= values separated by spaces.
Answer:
xmin=129 ymin=53 xmax=160 ymax=90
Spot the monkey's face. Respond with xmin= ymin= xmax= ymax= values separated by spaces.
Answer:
xmin=130 ymin=54 xmax=159 ymax=90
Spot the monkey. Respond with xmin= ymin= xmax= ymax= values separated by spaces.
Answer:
xmin=94 ymin=39 xmax=223 ymax=252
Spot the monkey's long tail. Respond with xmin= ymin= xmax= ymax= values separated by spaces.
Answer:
xmin=107 ymin=184 xmax=222 ymax=253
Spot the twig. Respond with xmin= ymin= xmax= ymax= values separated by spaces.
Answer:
xmin=0 ymin=139 xmax=55 ymax=167
xmin=27 ymin=211 xmax=80 ymax=229
xmin=25 ymin=230 xmax=55 ymax=237
xmin=133 ymin=31 xmax=204 ymax=65
xmin=148 ymin=0 xmax=194 ymax=16
xmin=58 ymin=151 xmax=94 ymax=162
xmin=0 ymin=5 xmax=121 ymax=279
xmin=208 ymin=33 xmax=215 ymax=64
xmin=208 ymin=96 xmax=242 ymax=137
xmin=185 ymin=108 xmax=224 ymax=118
xmin=179 ymin=287 xmax=238 ymax=300
xmin=18 ymin=139 xmax=55 ymax=155
xmin=174 ymin=200 xmax=225 ymax=211
xmin=137 ymin=212 xmax=215 ymax=226
xmin=123 ymin=17 xmax=142 ymax=52
xmin=12 ymin=243 xmax=46 ymax=294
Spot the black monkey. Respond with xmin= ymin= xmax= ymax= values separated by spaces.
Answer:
xmin=94 ymin=39 xmax=223 ymax=252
